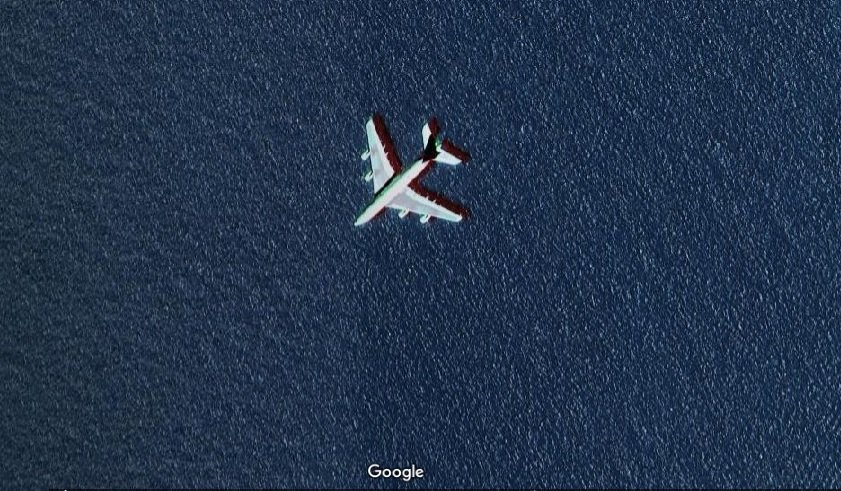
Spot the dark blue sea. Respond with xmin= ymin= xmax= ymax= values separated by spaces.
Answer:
xmin=2 ymin=2 xmax=839 ymax=488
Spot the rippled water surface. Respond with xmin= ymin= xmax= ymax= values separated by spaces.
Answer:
xmin=2 ymin=2 xmax=839 ymax=488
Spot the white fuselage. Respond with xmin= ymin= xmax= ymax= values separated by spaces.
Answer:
xmin=354 ymin=158 xmax=432 ymax=226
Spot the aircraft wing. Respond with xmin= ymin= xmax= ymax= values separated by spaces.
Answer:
xmin=365 ymin=115 xmax=402 ymax=192
xmin=388 ymin=187 xmax=464 ymax=222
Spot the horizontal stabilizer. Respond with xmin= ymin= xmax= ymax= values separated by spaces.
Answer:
xmin=435 ymin=139 xmax=470 ymax=165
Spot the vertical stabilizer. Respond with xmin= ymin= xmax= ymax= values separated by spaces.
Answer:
xmin=422 ymin=118 xmax=440 ymax=148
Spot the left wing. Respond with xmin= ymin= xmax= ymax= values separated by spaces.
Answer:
xmin=387 ymin=187 xmax=463 ymax=222
xmin=364 ymin=114 xmax=402 ymax=192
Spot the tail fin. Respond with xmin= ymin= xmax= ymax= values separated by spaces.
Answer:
xmin=422 ymin=118 xmax=440 ymax=148
xmin=434 ymin=138 xmax=471 ymax=165
xmin=421 ymin=117 xmax=470 ymax=165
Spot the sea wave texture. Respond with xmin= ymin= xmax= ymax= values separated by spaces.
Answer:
xmin=1 ymin=1 xmax=839 ymax=488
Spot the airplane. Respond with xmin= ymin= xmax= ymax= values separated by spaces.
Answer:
xmin=354 ymin=114 xmax=470 ymax=226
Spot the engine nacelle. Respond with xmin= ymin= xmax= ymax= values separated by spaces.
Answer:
xmin=361 ymin=150 xmax=371 ymax=160
xmin=420 ymin=214 xmax=431 ymax=224
xmin=398 ymin=209 xmax=410 ymax=218
xmin=363 ymin=171 xmax=373 ymax=182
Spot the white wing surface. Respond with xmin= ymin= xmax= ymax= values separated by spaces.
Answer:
xmin=387 ymin=187 xmax=463 ymax=222
xmin=365 ymin=115 xmax=402 ymax=192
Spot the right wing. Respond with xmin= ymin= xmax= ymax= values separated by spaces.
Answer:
xmin=365 ymin=114 xmax=402 ymax=192
xmin=387 ymin=187 xmax=464 ymax=222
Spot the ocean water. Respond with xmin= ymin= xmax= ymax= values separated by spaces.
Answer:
xmin=1 ymin=1 xmax=839 ymax=488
